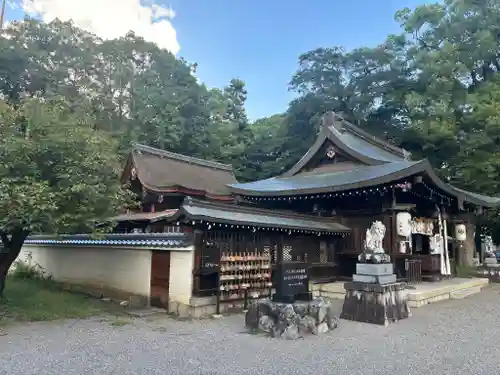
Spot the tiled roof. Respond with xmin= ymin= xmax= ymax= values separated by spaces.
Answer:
xmin=451 ymin=187 xmax=500 ymax=206
xmin=228 ymin=160 xmax=500 ymax=207
xmin=282 ymin=112 xmax=409 ymax=177
xmin=127 ymin=144 xmax=237 ymax=199
xmin=181 ymin=197 xmax=351 ymax=233
xmin=230 ymin=161 xmax=422 ymax=196
xmin=111 ymin=197 xmax=350 ymax=233
xmin=24 ymin=233 xmax=193 ymax=249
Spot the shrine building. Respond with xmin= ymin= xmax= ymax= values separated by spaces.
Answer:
xmin=22 ymin=113 xmax=499 ymax=317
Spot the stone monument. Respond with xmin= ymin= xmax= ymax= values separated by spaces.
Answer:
xmin=244 ymin=247 xmax=339 ymax=339
xmin=340 ymin=221 xmax=411 ymax=326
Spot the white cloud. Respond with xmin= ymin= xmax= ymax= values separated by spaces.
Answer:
xmin=21 ymin=0 xmax=180 ymax=54
xmin=7 ymin=1 xmax=20 ymax=10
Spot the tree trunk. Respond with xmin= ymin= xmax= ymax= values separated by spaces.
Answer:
xmin=457 ymin=223 xmax=476 ymax=267
xmin=0 ymin=230 xmax=29 ymax=299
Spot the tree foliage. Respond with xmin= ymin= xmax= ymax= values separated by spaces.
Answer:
xmin=3 ymin=0 xmax=500 ymax=284
xmin=0 ymin=17 xmax=257 ymax=292
xmin=0 ymin=98 xmax=134 ymax=296
xmin=282 ymin=0 xmax=500 ymax=240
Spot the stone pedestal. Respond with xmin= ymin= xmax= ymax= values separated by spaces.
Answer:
xmin=484 ymin=257 xmax=498 ymax=266
xmin=352 ymin=263 xmax=397 ymax=284
xmin=245 ymin=297 xmax=339 ymax=340
xmin=478 ymin=258 xmax=500 ymax=282
xmin=340 ymin=263 xmax=410 ymax=326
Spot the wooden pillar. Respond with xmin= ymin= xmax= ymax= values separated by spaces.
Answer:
xmin=192 ymin=229 xmax=204 ymax=294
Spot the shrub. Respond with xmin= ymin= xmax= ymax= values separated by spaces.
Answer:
xmin=455 ymin=264 xmax=478 ymax=278
xmin=10 ymin=253 xmax=47 ymax=280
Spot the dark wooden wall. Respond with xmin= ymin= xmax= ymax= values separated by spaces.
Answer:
xmin=338 ymin=213 xmax=394 ymax=255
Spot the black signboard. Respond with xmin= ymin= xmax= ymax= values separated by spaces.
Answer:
xmin=273 ymin=262 xmax=309 ymax=303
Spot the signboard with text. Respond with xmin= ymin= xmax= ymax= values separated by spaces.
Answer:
xmin=274 ymin=262 xmax=309 ymax=301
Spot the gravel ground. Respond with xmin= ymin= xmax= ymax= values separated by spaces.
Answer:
xmin=1 ymin=285 xmax=500 ymax=375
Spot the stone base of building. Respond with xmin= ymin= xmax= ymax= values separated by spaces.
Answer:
xmin=58 ymin=280 xmax=150 ymax=308
xmin=168 ymin=296 xmax=260 ymax=318
xmin=340 ymin=281 xmax=410 ymax=326
xmin=244 ymin=297 xmax=339 ymax=340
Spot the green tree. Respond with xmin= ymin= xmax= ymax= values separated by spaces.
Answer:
xmin=223 ymin=78 xmax=249 ymax=132
xmin=281 ymin=0 xmax=500 ymax=249
xmin=282 ymin=39 xmax=412 ymax=170
xmin=283 ymin=0 xmax=500 ymax=186
xmin=239 ymin=114 xmax=286 ymax=181
xmin=392 ymin=0 xmax=500 ymax=179
xmin=0 ymin=98 xmax=133 ymax=297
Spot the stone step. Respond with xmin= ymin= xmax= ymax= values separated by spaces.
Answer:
xmin=450 ymin=285 xmax=482 ymax=299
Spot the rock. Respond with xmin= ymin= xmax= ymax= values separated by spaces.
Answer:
xmin=312 ymin=322 xmax=329 ymax=335
xmin=258 ymin=299 xmax=273 ymax=316
xmin=258 ymin=315 xmax=274 ymax=333
xmin=299 ymin=315 xmax=317 ymax=333
xmin=271 ymin=306 xmax=290 ymax=337
xmin=328 ymin=315 xmax=339 ymax=330
xmin=309 ymin=304 xmax=319 ymax=323
xmin=271 ymin=320 xmax=286 ymax=338
xmin=281 ymin=324 xmax=301 ymax=340
xmin=325 ymin=301 xmax=338 ymax=330
xmin=244 ymin=297 xmax=339 ymax=340
xmin=245 ymin=306 xmax=260 ymax=332
xmin=279 ymin=304 xmax=298 ymax=326
xmin=293 ymin=303 xmax=307 ymax=317
xmin=316 ymin=300 xmax=328 ymax=324
xmin=119 ymin=300 xmax=129 ymax=307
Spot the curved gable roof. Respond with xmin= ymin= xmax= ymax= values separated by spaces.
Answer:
xmin=229 ymin=159 xmax=500 ymax=207
xmin=123 ymin=144 xmax=237 ymax=200
xmin=283 ymin=112 xmax=410 ymax=177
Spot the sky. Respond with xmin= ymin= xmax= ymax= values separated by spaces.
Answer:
xmin=6 ymin=0 xmax=434 ymax=121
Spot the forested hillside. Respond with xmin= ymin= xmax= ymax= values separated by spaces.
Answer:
xmin=1 ymin=0 xmax=500 ymax=223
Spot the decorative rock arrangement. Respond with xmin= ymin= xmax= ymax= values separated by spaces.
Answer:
xmin=245 ymin=297 xmax=339 ymax=340
xmin=340 ymin=281 xmax=410 ymax=326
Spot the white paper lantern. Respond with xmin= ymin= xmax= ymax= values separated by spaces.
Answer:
xmin=455 ymin=224 xmax=467 ymax=241
xmin=396 ymin=212 xmax=412 ymax=237
xmin=399 ymin=241 xmax=407 ymax=253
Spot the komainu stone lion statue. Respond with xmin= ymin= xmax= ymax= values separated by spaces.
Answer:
xmin=358 ymin=221 xmax=391 ymax=264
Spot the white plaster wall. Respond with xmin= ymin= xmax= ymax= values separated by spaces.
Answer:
xmin=169 ymin=249 xmax=195 ymax=305
xmin=19 ymin=245 xmax=152 ymax=297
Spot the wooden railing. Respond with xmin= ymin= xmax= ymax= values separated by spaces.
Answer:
xmin=405 ymin=258 xmax=422 ymax=284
